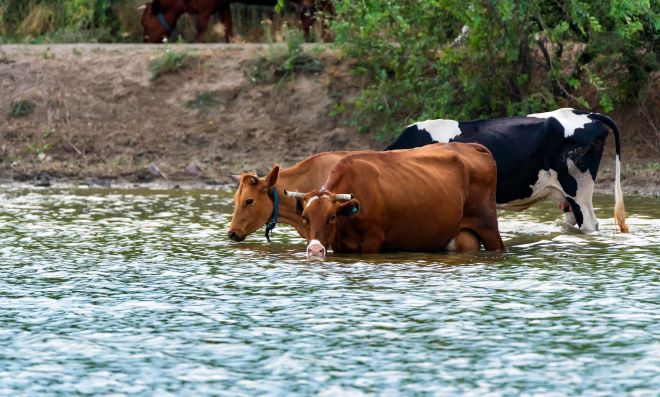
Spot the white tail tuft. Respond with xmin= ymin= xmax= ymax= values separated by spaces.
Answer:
xmin=614 ymin=155 xmax=628 ymax=233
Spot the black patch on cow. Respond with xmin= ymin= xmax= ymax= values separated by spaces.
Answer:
xmin=571 ymin=109 xmax=590 ymax=116
xmin=454 ymin=116 xmax=565 ymax=204
xmin=566 ymin=197 xmax=584 ymax=227
xmin=295 ymin=198 xmax=304 ymax=215
xmin=556 ymin=165 xmax=578 ymax=197
xmin=384 ymin=125 xmax=435 ymax=150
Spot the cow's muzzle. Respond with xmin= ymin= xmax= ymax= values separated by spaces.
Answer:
xmin=306 ymin=240 xmax=326 ymax=259
xmin=228 ymin=230 xmax=245 ymax=242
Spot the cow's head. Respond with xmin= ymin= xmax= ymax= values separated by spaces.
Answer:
xmin=227 ymin=165 xmax=280 ymax=242
xmin=286 ymin=189 xmax=359 ymax=259
xmin=139 ymin=0 xmax=175 ymax=43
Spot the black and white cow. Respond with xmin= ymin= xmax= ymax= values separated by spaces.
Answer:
xmin=385 ymin=108 xmax=628 ymax=233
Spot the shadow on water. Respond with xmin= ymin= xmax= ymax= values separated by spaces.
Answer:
xmin=0 ymin=186 xmax=658 ymax=396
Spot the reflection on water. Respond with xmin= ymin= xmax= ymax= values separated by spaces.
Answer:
xmin=0 ymin=187 xmax=658 ymax=395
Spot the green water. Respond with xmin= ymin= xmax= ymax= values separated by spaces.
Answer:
xmin=0 ymin=187 xmax=658 ymax=396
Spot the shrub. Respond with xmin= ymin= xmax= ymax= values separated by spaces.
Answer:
xmin=332 ymin=0 xmax=659 ymax=138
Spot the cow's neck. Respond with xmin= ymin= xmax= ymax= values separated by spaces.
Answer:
xmin=272 ymin=171 xmax=305 ymax=233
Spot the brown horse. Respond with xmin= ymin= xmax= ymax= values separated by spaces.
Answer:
xmin=138 ymin=0 xmax=333 ymax=43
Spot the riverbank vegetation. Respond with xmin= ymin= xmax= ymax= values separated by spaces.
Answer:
xmin=331 ymin=0 xmax=658 ymax=136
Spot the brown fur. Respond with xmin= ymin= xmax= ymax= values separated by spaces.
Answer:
xmin=227 ymin=151 xmax=353 ymax=241
xmin=298 ymin=143 xmax=506 ymax=256
xmin=140 ymin=0 xmax=333 ymax=43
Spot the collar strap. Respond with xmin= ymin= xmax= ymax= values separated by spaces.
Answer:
xmin=158 ymin=12 xmax=173 ymax=34
xmin=264 ymin=186 xmax=279 ymax=242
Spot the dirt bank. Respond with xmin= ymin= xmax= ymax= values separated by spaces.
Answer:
xmin=0 ymin=44 xmax=658 ymax=195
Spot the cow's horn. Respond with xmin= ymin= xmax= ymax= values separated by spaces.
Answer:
xmin=227 ymin=174 xmax=241 ymax=183
xmin=335 ymin=194 xmax=353 ymax=201
xmin=285 ymin=190 xmax=305 ymax=199
xmin=137 ymin=5 xmax=147 ymax=11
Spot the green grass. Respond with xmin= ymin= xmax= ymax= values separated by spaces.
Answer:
xmin=150 ymin=45 xmax=191 ymax=81
xmin=246 ymin=28 xmax=323 ymax=84
xmin=9 ymin=100 xmax=35 ymax=118
xmin=185 ymin=92 xmax=221 ymax=110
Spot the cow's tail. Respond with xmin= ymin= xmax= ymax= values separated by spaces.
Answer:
xmin=589 ymin=113 xmax=628 ymax=233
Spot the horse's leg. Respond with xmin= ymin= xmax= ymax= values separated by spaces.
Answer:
xmin=219 ymin=4 xmax=232 ymax=43
xmin=195 ymin=11 xmax=213 ymax=42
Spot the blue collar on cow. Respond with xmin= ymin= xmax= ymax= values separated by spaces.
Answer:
xmin=158 ymin=12 xmax=173 ymax=35
xmin=264 ymin=186 xmax=279 ymax=242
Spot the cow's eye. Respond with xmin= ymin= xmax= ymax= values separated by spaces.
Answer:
xmin=328 ymin=215 xmax=336 ymax=223
xmin=245 ymin=199 xmax=254 ymax=206
xmin=302 ymin=216 xmax=308 ymax=224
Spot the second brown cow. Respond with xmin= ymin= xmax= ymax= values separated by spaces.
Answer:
xmin=285 ymin=143 xmax=506 ymax=258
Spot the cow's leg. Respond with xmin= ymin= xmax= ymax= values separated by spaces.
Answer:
xmin=446 ymin=229 xmax=480 ymax=253
xmin=219 ymin=4 xmax=232 ymax=43
xmin=560 ymin=160 xmax=599 ymax=232
xmin=195 ymin=12 xmax=213 ymax=43
xmin=561 ymin=201 xmax=577 ymax=226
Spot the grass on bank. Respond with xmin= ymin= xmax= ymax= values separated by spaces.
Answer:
xmin=246 ymin=27 xmax=323 ymax=84
xmin=8 ymin=100 xmax=36 ymax=118
xmin=150 ymin=43 xmax=192 ymax=81
xmin=185 ymin=92 xmax=221 ymax=110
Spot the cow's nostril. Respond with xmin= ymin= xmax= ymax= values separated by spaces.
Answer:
xmin=228 ymin=231 xmax=241 ymax=241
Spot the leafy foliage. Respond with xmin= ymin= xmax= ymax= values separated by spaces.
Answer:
xmin=0 ymin=0 xmax=127 ymax=42
xmin=332 ymin=0 xmax=659 ymax=137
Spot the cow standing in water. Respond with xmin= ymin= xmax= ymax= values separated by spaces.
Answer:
xmin=386 ymin=108 xmax=628 ymax=233
xmin=139 ymin=0 xmax=333 ymax=43
xmin=285 ymin=143 xmax=506 ymax=258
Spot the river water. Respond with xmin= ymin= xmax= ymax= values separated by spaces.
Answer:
xmin=0 ymin=186 xmax=657 ymax=396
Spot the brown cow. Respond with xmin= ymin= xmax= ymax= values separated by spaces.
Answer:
xmin=285 ymin=143 xmax=506 ymax=258
xmin=227 ymin=151 xmax=354 ymax=242
xmin=139 ymin=0 xmax=333 ymax=43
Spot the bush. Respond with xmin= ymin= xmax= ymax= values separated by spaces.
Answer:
xmin=332 ymin=0 xmax=659 ymax=138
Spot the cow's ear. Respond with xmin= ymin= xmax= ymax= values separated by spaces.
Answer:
xmin=265 ymin=164 xmax=280 ymax=188
xmin=337 ymin=199 xmax=360 ymax=217
xmin=295 ymin=198 xmax=304 ymax=215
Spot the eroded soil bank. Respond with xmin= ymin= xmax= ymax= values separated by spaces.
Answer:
xmin=0 ymin=44 xmax=658 ymax=195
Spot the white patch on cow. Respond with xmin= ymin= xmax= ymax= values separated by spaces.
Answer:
xmin=306 ymin=196 xmax=319 ymax=208
xmin=306 ymin=239 xmax=326 ymax=257
xmin=498 ymin=169 xmax=566 ymax=211
xmin=307 ymin=239 xmax=322 ymax=249
xmin=527 ymin=108 xmax=593 ymax=138
xmin=566 ymin=159 xmax=598 ymax=232
xmin=410 ymin=119 xmax=462 ymax=143
xmin=445 ymin=238 xmax=457 ymax=251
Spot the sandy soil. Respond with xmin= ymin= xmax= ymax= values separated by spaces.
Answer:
xmin=0 ymin=44 xmax=658 ymax=195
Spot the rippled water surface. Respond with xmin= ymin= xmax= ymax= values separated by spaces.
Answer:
xmin=0 ymin=187 xmax=658 ymax=396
